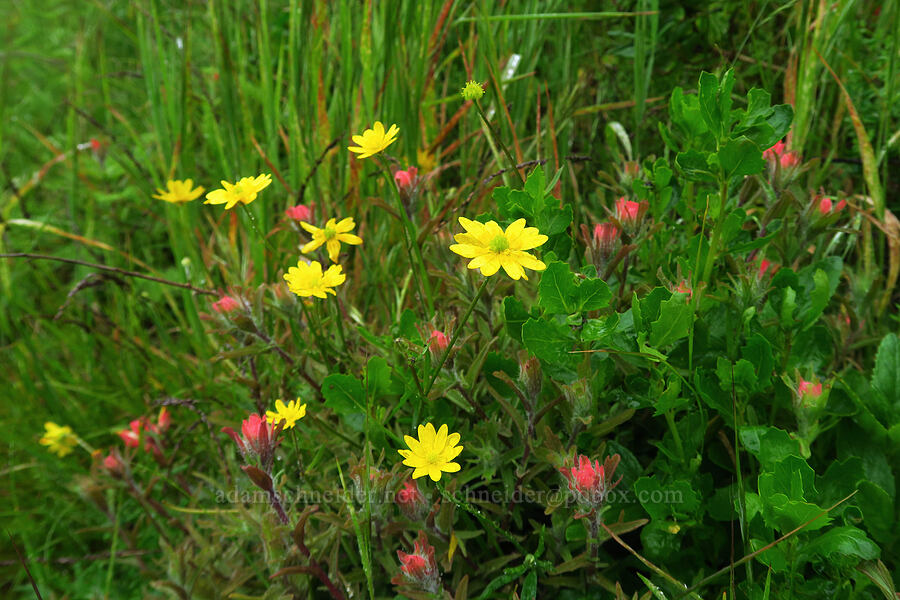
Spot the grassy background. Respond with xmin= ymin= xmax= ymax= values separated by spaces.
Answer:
xmin=2 ymin=0 xmax=898 ymax=597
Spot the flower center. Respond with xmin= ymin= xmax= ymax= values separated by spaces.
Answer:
xmin=323 ymin=225 xmax=337 ymax=239
xmin=232 ymin=184 xmax=244 ymax=198
xmin=489 ymin=234 xmax=509 ymax=253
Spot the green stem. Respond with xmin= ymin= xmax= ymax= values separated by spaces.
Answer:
xmin=299 ymin=298 xmax=333 ymax=365
xmin=664 ymin=409 xmax=685 ymax=465
xmin=241 ymin=203 xmax=277 ymax=253
xmin=377 ymin=159 xmax=434 ymax=317
xmin=473 ymin=101 xmax=525 ymax=186
xmin=332 ymin=295 xmax=347 ymax=349
xmin=424 ymin=277 xmax=489 ymax=396
xmin=700 ymin=180 xmax=729 ymax=286
xmin=435 ymin=479 xmax=525 ymax=554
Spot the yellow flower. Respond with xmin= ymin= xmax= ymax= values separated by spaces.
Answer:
xmin=284 ymin=260 xmax=346 ymax=298
xmin=265 ymin=398 xmax=307 ymax=430
xmin=398 ymin=423 xmax=463 ymax=482
xmin=39 ymin=422 xmax=78 ymax=457
xmin=153 ymin=179 xmax=205 ymax=203
xmin=460 ymin=80 xmax=485 ymax=101
xmin=204 ymin=174 xmax=272 ymax=210
xmin=417 ymin=149 xmax=437 ymax=174
xmin=348 ymin=121 xmax=399 ymax=159
xmin=300 ymin=217 xmax=363 ymax=262
xmin=449 ymin=217 xmax=548 ymax=280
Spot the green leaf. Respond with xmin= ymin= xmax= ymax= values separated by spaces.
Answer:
xmin=538 ymin=261 xmax=611 ymax=315
xmin=524 ymin=165 xmax=546 ymax=205
xmin=716 ymin=357 xmax=757 ymax=393
xmin=799 ymin=268 xmax=834 ymax=329
xmin=634 ymin=477 xmax=701 ymax=520
xmin=750 ymin=538 xmax=790 ymax=572
xmin=582 ymin=314 xmax=620 ymax=342
xmin=538 ymin=262 xmax=575 ymax=314
xmin=719 ymin=136 xmax=766 ymax=178
xmin=397 ymin=308 xmax=421 ymax=342
xmin=521 ymin=570 xmax=537 ymax=600
xmin=758 ymin=456 xmax=831 ymax=533
xmin=871 ymin=333 xmax=900 ymax=424
xmin=522 ymin=317 xmax=577 ymax=378
xmin=675 ymin=149 xmax=716 ymax=182
xmin=698 ymin=71 xmax=723 ymax=137
xmin=759 ymin=455 xmax=816 ymax=502
xmin=322 ymin=374 xmax=366 ymax=415
xmin=857 ymin=481 xmax=894 ymax=543
xmin=503 ymin=296 xmax=530 ymax=343
xmin=741 ymin=334 xmax=775 ymax=389
xmin=799 ymin=526 xmax=880 ymax=565
xmin=739 ymin=426 xmax=802 ymax=468
xmin=577 ymin=277 xmax=612 ymax=312
xmin=649 ymin=294 xmax=692 ymax=347
xmin=365 ymin=356 xmax=399 ymax=400
xmin=639 ymin=521 xmax=682 ymax=564
xmin=535 ymin=204 xmax=573 ymax=237
xmin=768 ymin=104 xmax=794 ymax=142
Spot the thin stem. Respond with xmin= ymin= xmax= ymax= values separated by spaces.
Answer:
xmin=425 ymin=277 xmax=489 ymax=395
xmin=241 ymin=204 xmax=278 ymax=253
xmin=664 ymin=409 xmax=685 ymax=465
xmin=473 ymin=101 xmax=525 ymax=186
xmin=0 ymin=253 xmax=217 ymax=296
xmin=435 ymin=480 xmax=525 ymax=554
xmin=332 ymin=295 xmax=347 ymax=349
xmin=376 ymin=158 xmax=434 ymax=316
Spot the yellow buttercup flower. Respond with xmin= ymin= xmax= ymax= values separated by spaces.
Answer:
xmin=39 ymin=422 xmax=78 ymax=457
xmin=398 ymin=423 xmax=463 ymax=482
xmin=204 ymin=174 xmax=272 ymax=210
xmin=284 ymin=260 xmax=346 ymax=298
xmin=449 ymin=217 xmax=548 ymax=280
xmin=153 ymin=179 xmax=205 ymax=203
xmin=265 ymin=398 xmax=307 ymax=430
xmin=348 ymin=121 xmax=399 ymax=159
xmin=300 ymin=217 xmax=363 ymax=263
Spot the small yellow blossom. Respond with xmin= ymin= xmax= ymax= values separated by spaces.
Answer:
xmin=449 ymin=217 xmax=548 ymax=280
xmin=265 ymin=398 xmax=307 ymax=430
xmin=300 ymin=217 xmax=363 ymax=262
xmin=39 ymin=422 xmax=78 ymax=457
xmin=417 ymin=149 xmax=437 ymax=174
xmin=348 ymin=121 xmax=399 ymax=159
xmin=398 ymin=423 xmax=463 ymax=482
xmin=153 ymin=179 xmax=205 ymax=203
xmin=284 ymin=260 xmax=346 ymax=298
xmin=461 ymin=80 xmax=485 ymax=101
xmin=204 ymin=174 xmax=272 ymax=210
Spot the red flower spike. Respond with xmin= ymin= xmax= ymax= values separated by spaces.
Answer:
xmin=285 ymin=204 xmax=312 ymax=222
xmin=798 ymin=379 xmax=823 ymax=399
xmin=427 ymin=329 xmax=449 ymax=364
xmin=780 ymin=151 xmax=800 ymax=169
xmin=157 ymin=407 xmax=171 ymax=431
xmin=758 ymin=259 xmax=779 ymax=279
xmin=396 ymin=480 xmax=428 ymax=520
xmin=212 ymin=296 xmax=241 ymax=313
xmin=222 ymin=413 xmax=283 ymax=472
xmin=103 ymin=451 xmax=124 ymax=476
xmin=763 ymin=140 xmax=785 ymax=161
xmin=592 ymin=223 xmax=620 ymax=258
xmin=560 ymin=453 xmax=622 ymax=519
xmin=394 ymin=166 xmax=418 ymax=192
xmin=391 ymin=530 xmax=439 ymax=593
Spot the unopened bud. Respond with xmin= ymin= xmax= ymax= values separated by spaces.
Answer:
xmin=518 ymin=355 xmax=542 ymax=405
